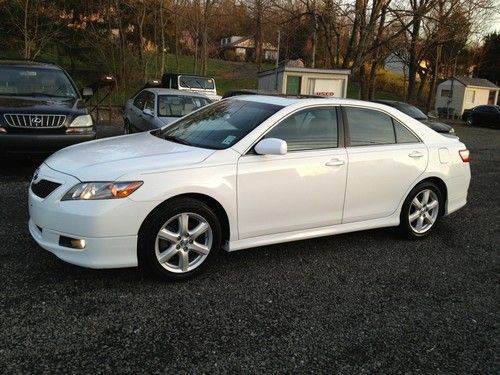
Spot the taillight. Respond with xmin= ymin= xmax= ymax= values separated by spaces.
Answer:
xmin=459 ymin=149 xmax=470 ymax=162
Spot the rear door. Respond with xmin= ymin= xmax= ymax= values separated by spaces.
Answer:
xmin=342 ymin=106 xmax=428 ymax=223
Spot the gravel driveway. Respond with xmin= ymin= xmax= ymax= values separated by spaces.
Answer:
xmin=0 ymin=122 xmax=498 ymax=373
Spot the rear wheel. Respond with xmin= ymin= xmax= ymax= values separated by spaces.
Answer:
xmin=138 ymin=198 xmax=221 ymax=280
xmin=400 ymin=182 xmax=442 ymax=239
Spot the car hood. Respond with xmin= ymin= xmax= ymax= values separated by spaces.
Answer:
xmin=0 ymin=96 xmax=86 ymax=114
xmin=45 ymin=131 xmax=215 ymax=181
xmin=420 ymin=119 xmax=453 ymax=133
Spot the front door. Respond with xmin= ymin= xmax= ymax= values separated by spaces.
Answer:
xmin=237 ymin=106 xmax=347 ymax=239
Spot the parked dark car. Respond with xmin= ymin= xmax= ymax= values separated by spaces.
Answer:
xmin=373 ymin=100 xmax=455 ymax=134
xmin=462 ymin=105 xmax=500 ymax=128
xmin=0 ymin=60 xmax=95 ymax=155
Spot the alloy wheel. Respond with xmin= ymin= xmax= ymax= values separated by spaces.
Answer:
xmin=408 ymin=189 xmax=439 ymax=234
xmin=154 ymin=212 xmax=213 ymax=273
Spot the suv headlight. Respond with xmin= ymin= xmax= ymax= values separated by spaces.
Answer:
xmin=69 ymin=114 xmax=93 ymax=127
xmin=62 ymin=181 xmax=143 ymax=200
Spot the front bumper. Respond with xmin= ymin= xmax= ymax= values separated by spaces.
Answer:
xmin=28 ymin=163 xmax=155 ymax=269
xmin=29 ymin=219 xmax=137 ymax=268
xmin=0 ymin=132 xmax=96 ymax=155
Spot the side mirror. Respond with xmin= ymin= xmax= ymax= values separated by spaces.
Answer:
xmin=81 ymin=87 xmax=93 ymax=99
xmin=143 ymin=108 xmax=154 ymax=116
xmin=254 ymin=138 xmax=287 ymax=155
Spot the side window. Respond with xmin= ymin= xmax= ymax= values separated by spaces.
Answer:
xmin=133 ymin=91 xmax=147 ymax=110
xmin=265 ymin=107 xmax=338 ymax=151
xmin=393 ymin=119 xmax=419 ymax=143
xmin=144 ymin=92 xmax=155 ymax=112
xmin=346 ymin=107 xmax=395 ymax=146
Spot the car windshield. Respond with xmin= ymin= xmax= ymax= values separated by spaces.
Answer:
xmin=157 ymin=95 xmax=211 ymax=117
xmin=0 ymin=66 xmax=78 ymax=98
xmin=179 ymin=76 xmax=215 ymax=90
xmin=395 ymin=103 xmax=428 ymax=120
xmin=155 ymin=99 xmax=283 ymax=150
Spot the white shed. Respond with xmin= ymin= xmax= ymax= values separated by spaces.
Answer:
xmin=258 ymin=67 xmax=351 ymax=98
xmin=435 ymin=77 xmax=499 ymax=116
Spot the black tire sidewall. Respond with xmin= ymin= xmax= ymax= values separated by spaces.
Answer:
xmin=400 ymin=182 xmax=442 ymax=239
xmin=138 ymin=198 xmax=221 ymax=280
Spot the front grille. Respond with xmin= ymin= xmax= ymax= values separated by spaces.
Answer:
xmin=4 ymin=114 xmax=66 ymax=128
xmin=31 ymin=179 xmax=62 ymax=198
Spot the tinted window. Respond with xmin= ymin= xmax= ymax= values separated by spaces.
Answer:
xmin=133 ymin=91 xmax=147 ymax=109
xmin=394 ymin=103 xmax=428 ymax=120
xmin=179 ymin=76 xmax=214 ymax=90
xmin=0 ymin=66 xmax=77 ymax=98
xmin=156 ymin=99 xmax=282 ymax=150
xmin=158 ymin=95 xmax=211 ymax=117
xmin=265 ymin=107 xmax=338 ymax=151
xmin=346 ymin=107 xmax=395 ymax=146
xmin=394 ymin=120 xmax=419 ymax=143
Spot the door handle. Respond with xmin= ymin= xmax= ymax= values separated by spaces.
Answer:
xmin=409 ymin=151 xmax=424 ymax=158
xmin=325 ymin=159 xmax=345 ymax=167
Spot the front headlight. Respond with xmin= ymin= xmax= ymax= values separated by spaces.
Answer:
xmin=62 ymin=181 xmax=143 ymax=201
xmin=69 ymin=115 xmax=93 ymax=127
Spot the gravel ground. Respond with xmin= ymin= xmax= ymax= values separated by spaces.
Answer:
xmin=0 ymin=122 xmax=498 ymax=374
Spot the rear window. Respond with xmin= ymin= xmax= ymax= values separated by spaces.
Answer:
xmin=158 ymin=95 xmax=211 ymax=117
xmin=179 ymin=76 xmax=215 ymax=90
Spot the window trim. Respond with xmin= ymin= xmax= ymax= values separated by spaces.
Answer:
xmin=341 ymin=105 xmax=422 ymax=147
xmin=243 ymin=105 xmax=343 ymax=156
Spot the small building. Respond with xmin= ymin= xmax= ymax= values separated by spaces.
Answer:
xmin=435 ymin=77 xmax=500 ymax=116
xmin=220 ymin=36 xmax=278 ymax=61
xmin=258 ymin=66 xmax=351 ymax=98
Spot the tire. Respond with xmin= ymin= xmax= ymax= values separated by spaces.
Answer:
xmin=466 ymin=116 xmax=473 ymax=126
xmin=138 ymin=198 xmax=221 ymax=281
xmin=124 ymin=119 xmax=131 ymax=134
xmin=400 ymin=182 xmax=442 ymax=239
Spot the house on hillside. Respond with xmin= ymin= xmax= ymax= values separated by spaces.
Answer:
xmin=435 ymin=77 xmax=500 ymax=116
xmin=220 ymin=36 xmax=278 ymax=61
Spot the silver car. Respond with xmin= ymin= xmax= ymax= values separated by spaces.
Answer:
xmin=123 ymin=88 xmax=212 ymax=133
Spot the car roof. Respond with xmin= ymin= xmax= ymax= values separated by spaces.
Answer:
xmin=230 ymin=95 xmax=390 ymax=109
xmin=143 ymin=88 xmax=212 ymax=97
xmin=0 ymin=60 xmax=62 ymax=70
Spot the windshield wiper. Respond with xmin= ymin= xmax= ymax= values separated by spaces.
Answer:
xmin=163 ymin=135 xmax=192 ymax=146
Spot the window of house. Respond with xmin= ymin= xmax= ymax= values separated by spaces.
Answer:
xmin=441 ymin=89 xmax=450 ymax=97
xmin=465 ymin=90 xmax=475 ymax=103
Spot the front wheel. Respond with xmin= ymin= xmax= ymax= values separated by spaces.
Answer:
xmin=400 ymin=182 xmax=442 ymax=239
xmin=466 ymin=116 xmax=474 ymax=126
xmin=138 ymin=198 xmax=221 ymax=280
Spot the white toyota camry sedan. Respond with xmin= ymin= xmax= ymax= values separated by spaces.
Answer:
xmin=28 ymin=96 xmax=471 ymax=280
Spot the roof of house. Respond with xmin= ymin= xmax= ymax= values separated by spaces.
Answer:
xmin=453 ymin=76 xmax=499 ymax=89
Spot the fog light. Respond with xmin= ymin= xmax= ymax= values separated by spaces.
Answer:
xmin=59 ymin=236 xmax=86 ymax=249
xmin=71 ymin=239 xmax=86 ymax=249
xmin=0 ymin=126 xmax=6 ymax=133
